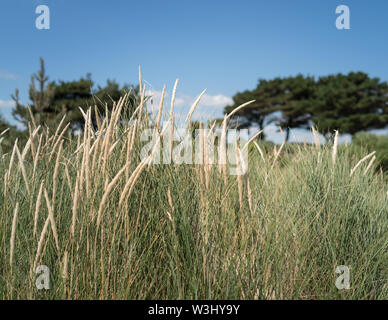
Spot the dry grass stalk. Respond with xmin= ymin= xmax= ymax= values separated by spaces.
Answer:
xmin=0 ymin=128 xmax=10 ymax=136
xmin=15 ymin=144 xmax=31 ymax=195
xmin=149 ymin=123 xmax=169 ymax=168
xmin=350 ymin=151 xmax=376 ymax=177
xmin=218 ymin=100 xmax=256 ymax=183
xmin=242 ymin=129 xmax=263 ymax=152
xmin=33 ymin=181 xmax=44 ymax=238
xmin=112 ymin=95 xmax=127 ymax=129
xmin=33 ymin=214 xmax=51 ymax=270
xmin=253 ymin=141 xmax=265 ymax=163
xmin=186 ymin=89 xmax=206 ymax=130
xmin=94 ymin=105 xmax=101 ymax=132
xmin=235 ymin=141 xmax=244 ymax=210
xmin=44 ymin=125 xmax=50 ymax=146
xmin=52 ymin=140 xmax=64 ymax=206
xmin=70 ymin=172 xmax=80 ymax=237
xmin=3 ymin=172 xmax=8 ymax=197
xmin=167 ymin=187 xmax=174 ymax=211
xmin=33 ymin=134 xmax=43 ymax=180
xmin=137 ymin=87 xmax=146 ymax=125
xmin=118 ymin=158 xmax=149 ymax=208
xmin=78 ymin=107 xmax=89 ymax=124
xmin=92 ymin=120 xmax=107 ymax=175
xmin=270 ymin=140 xmax=285 ymax=171
xmin=126 ymin=120 xmax=137 ymax=180
xmin=170 ymin=79 xmax=179 ymax=118
xmin=63 ymin=162 xmax=73 ymax=196
xmin=96 ymin=162 xmax=130 ymax=229
xmin=21 ymin=125 xmax=40 ymax=161
xmin=62 ymin=251 xmax=69 ymax=280
xmin=156 ymin=85 xmax=166 ymax=130
xmin=44 ymin=188 xmax=60 ymax=252
xmin=7 ymin=139 xmax=18 ymax=179
xmin=75 ymin=133 xmax=83 ymax=172
xmin=245 ymin=174 xmax=254 ymax=214
xmin=225 ymin=100 xmax=255 ymax=121
xmin=101 ymin=102 xmax=120 ymax=177
xmin=28 ymin=128 xmax=37 ymax=164
xmin=53 ymin=114 xmax=67 ymax=141
xmin=48 ymin=122 xmax=70 ymax=162
xmin=169 ymin=114 xmax=175 ymax=164
xmin=27 ymin=106 xmax=37 ymax=130
xmin=363 ymin=155 xmax=376 ymax=176
xmin=311 ymin=126 xmax=320 ymax=148
xmin=108 ymin=139 xmax=120 ymax=155
xmin=197 ymin=123 xmax=204 ymax=185
xmin=10 ymin=202 xmax=19 ymax=268
xmin=219 ymin=115 xmax=227 ymax=181
xmin=79 ymin=110 xmax=92 ymax=197
xmin=138 ymin=65 xmax=142 ymax=96
xmin=201 ymin=124 xmax=212 ymax=186
xmin=332 ymin=130 xmax=338 ymax=166
xmin=84 ymin=115 xmax=91 ymax=198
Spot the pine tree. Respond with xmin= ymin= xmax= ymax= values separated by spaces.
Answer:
xmin=224 ymin=78 xmax=285 ymax=138
xmin=312 ymin=72 xmax=388 ymax=138
xmin=12 ymin=57 xmax=55 ymax=127
xmin=270 ymin=75 xmax=315 ymax=141
xmin=12 ymin=58 xmax=140 ymax=133
xmin=224 ymin=76 xmax=314 ymax=141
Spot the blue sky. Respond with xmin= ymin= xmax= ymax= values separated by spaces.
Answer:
xmin=1 ymin=0 xmax=387 ymax=142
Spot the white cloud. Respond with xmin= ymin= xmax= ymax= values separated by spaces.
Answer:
xmin=146 ymin=89 xmax=232 ymax=123
xmin=0 ymin=100 xmax=15 ymax=108
xmin=200 ymin=94 xmax=233 ymax=108
xmin=0 ymin=71 xmax=18 ymax=80
xmin=147 ymin=89 xmax=232 ymax=108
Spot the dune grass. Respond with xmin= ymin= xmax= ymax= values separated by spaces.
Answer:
xmin=0 ymin=83 xmax=387 ymax=300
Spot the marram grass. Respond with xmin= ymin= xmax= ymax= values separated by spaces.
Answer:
xmin=0 ymin=85 xmax=387 ymax=300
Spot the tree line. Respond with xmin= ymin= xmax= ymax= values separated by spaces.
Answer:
xmin=224 ymin=72 xmax=388 ymax=141
xmin=1 ymin=60 xmax=388 ymax=148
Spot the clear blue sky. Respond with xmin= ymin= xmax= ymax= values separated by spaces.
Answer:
xmin=1 ymin=0 xmax=387 ymax=142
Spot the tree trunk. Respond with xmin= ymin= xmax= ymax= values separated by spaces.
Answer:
xmin=285 ymin=127 xmax=290 ymax=142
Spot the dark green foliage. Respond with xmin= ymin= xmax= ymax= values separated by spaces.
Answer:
xmin=12 ymin=58 xmax=140 ymax=133
xmin=224 ymin=78 xmax=285 ymax=137
xmin=267 ymin=75 xmax=316 ymax=141
xmin=12 ymin=57 xmax=55 ymax=127
xmin=313 ymin=72 xmax=388 ymax=137
xmin=225 ymin=72 xmax=388 ymax=141
xmin=224 ymin=75 xmax=315 ymax=140
xmin=49 ymin=75 xmax=94 ymax=130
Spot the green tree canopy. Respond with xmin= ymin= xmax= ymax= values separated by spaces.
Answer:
xmin=224 ymin=78 xmax=286 ymax=139
xmin=224 ymin=76 xmax=315 ymax=140
xmin=267 ymin=75 xmax=315 ymax=141
xmin=12 ymin=58 xmax=140 ymax=133
xmin=225 ymin=72 xmax=388 ymax=141
xmin=312 ymin=72 xmax=388 ymax=137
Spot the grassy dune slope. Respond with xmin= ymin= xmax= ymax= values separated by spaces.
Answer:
xmin=0 ymin=90 xmax=387 ymax=299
